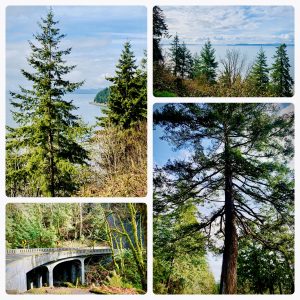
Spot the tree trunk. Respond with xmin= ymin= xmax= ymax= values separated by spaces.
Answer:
xmin=167 ymin=256 xmax=175 ymax=294
xmin=79 ymin=203 xmax=83 ymax=239
xmin=49 ymin=130 xmax=55 ymax=197
xmin=220 ymin=133 xmax=238 ymax=294
xmin=48 ymin=42 xmax=55 ymax=197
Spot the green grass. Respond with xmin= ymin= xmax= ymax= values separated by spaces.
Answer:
xmin=154 ymin=90 xmax=177 ymax=97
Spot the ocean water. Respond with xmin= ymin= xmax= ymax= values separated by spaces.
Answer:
xmin=162 ymin=44 xmax=295 ymax=78
xmin=6 ymin=93 xmax=103 ymax=128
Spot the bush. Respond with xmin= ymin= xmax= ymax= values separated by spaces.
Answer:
xmin=78 ymin=122 xmax=147 ymax=197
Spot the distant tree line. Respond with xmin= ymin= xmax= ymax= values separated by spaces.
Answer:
xmin=153 ymin=6 xmax=294 ymax=97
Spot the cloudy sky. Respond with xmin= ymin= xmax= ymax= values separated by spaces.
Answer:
xmin=161 ymin=6 xmax=294 ymax=45
xmin=6 ymin=6 xmax=146 ymax=91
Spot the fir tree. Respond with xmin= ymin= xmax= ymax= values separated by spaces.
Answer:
xmin=170 ymin=35 xmax=193 ymax=79
xmin=248 ymin=47 xmax=269 ymax=95
xmin=193 ymin=40 xmax=218 ymax=83
xmin=6 ymin=9 xmax=88 ymax=197
xmin=100 ymin=42 xmax=147 ymax=129
xmin=154 ymin=103 xmax=294 ymax=294
xmin=178 ymin=42 xmax=193 ymax=79
xmin=170 ymin=33 xmax=181 ymax=77
xmin=270 ymin=44 xmax=294 ymax=96
xmin=153 ymin=6 xmax=169 ymax=63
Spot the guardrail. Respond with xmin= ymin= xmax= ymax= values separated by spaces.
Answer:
xmin=6 ymin=247 xmax=111 ymax=255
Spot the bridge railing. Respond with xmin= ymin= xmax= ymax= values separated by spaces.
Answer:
xmin=6 ymin=247 xmax=111 ymax=255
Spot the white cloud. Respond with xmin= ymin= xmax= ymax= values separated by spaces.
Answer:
xmin=161 ymin=6 xmax=294 ymax=45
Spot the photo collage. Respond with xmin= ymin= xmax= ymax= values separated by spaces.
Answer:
xmin=0 ymin=1 xmax=298 ymax=298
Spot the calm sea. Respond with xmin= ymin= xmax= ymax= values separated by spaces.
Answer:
xmin=6 ymin=93 xmax=103 ymax=128
xmin=162 ymin=44 xmax=295 ymax=78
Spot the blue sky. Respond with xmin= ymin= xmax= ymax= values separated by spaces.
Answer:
xmin=6 ymin=6 xmax=147 ymax=91
xmin=161 ymin=6 xmax=294 ymax=45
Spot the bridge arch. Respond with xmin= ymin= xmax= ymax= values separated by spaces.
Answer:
xmin=26 ymin=265 xmax=49 ymax=290
xmin=6 ymin=247 xmax=112 ymax=293
xmin=51 ymin=258 xmax=85 ymax=287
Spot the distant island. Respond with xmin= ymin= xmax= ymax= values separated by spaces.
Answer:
xmin=94 ymin=87 xmax=110 ymax=104
xmin=225 ymin=43 xmax=294 ymax=46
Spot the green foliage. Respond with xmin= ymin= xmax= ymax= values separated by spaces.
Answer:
xmin=94 ymin=87 xmax=110 ymax=103
xmin=238 ymin=239 xmax=293 ymax=294
xmin=6 ymin=9 xmax=89 ymax=197
xmin=153 ymin=6 xmax=169 ymax=62
xmin=270 ymin=44 xmax=294 ymax=96
xmin=154 ymin=91 xmax=177 ymax=97
xmin=120 ymin=250 xmax=144 ymax=289
xmin=6 ymin=204 xmax=57 ymax=248
xmin=99 ymin=42 xmax=147 ymax=129
xmin=154 ymin=42 xmax=294 ymax=97
xmin=170 ymin=35 xmax=193 ymax=79
xmin=153 ymin=203 xmax=216 ymax=294
xmin=247 ymin=47 xmax=269 ymax=95
xmin=106 ymin=271 xmax=123 ymax=288
xmin=6 ymin=203 xmax=147 ymax=292
xmin=193 ymin=40 xmax=218 ymax=83
xmin=6 ymin=203 xmax=107 ymax=248
xmin=237 ymin=205 xmax=294 ymax=294
xmin=170 ymin=34 xmax=181 ymax=77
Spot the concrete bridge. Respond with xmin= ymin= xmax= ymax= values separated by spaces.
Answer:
xmin=6 ymin=247 xmax=112 ymax=293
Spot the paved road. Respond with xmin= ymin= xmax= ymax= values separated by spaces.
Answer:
xmin=6 ymin=247 xmax=111 ymax=265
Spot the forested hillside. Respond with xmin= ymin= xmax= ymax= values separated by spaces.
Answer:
xmin=94 ymin=87 xmax=110 ymax=104
xmin=6 ymin=203 xmax=147 ymax=293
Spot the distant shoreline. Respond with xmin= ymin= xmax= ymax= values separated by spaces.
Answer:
xmin=89 ymin=102 xmax=108 ymax=108
xmin=161 ymin=43 xmax=295 ymax=47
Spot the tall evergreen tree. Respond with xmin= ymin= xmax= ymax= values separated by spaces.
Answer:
xmin=270 ymin=44 xmax=294 ymax=96
xmin=170 ymin=36 xmax=193 ymax=79
xmin=248 ymin=47 xmax=269 ymax=95
xmin=153 ymin=6 xmax=169 ymax=63
xmin=100 ymin=42 xmax=147 ymax=129
xmin=6 ymin=9 xmax=88 ymax=197
xmin=178 ymin=42 xmax=193 ymax=79
xmin=170 ymin=33 xmax=181 ymax=77
xmin=154 ymin=103 xmax=294 ymax=294
xmin=193 ymin=40 xmax=218 ymax=83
